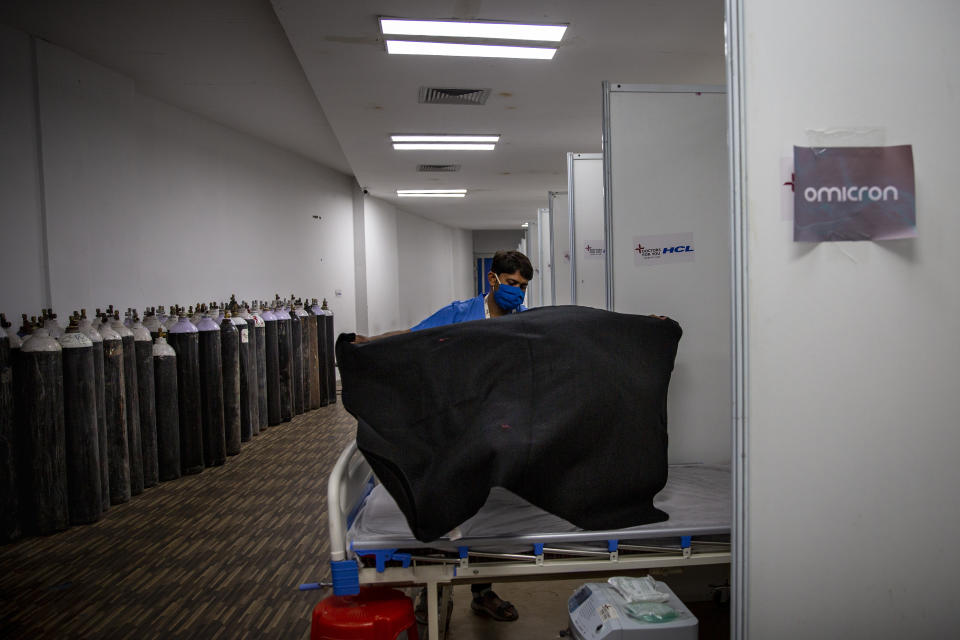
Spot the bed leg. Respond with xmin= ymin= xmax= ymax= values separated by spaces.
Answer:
xmin=439 ymin=584 xmax=453 ymax=636
xmin=427 ymin=581 xmax=440 ymax=640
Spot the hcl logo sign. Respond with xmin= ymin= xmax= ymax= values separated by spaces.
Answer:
xmin=634 ymin=234 xmax=696 ymax=265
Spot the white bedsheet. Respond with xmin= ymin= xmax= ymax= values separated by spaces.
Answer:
xmin=347 ymin=464 xmax=730 ymax=551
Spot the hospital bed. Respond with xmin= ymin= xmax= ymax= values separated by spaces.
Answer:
xmin=327 ymin=441 xmax=731 ymax=640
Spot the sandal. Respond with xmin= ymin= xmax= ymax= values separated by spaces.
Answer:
xmin=470 ymin=589 xmax=519 ymax=622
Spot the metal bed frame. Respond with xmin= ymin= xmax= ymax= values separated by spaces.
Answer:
xmin=326 ymin=441 xmax=730 ymax=640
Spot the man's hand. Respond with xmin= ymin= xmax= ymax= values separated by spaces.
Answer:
xmin=352 ymin=334 xmax=370 ymax=344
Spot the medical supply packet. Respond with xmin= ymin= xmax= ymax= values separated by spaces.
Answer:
xmin=608 ymin=576 xmax=671 ymax=603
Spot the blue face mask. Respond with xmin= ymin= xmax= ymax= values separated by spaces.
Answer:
xmin=493 ymin=274 xmax=525 ymax=312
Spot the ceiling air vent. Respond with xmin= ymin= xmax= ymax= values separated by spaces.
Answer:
xmin=417 ymin=164 xmax=461 ymax=172
xmin=418 ymin=87 xmax=491 ymax=106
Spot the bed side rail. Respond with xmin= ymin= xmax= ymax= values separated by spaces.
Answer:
xmin=328 ymin=441 xmax=374 ymax=561
xmin=327 ymin=441 xmax=374 ymax=595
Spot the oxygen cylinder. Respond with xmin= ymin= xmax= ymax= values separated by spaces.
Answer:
xmin=322 ymin=300 xmax=337 ymax=404
xmin=111 ymin=314 xmax=143 ymax=495
xmin=16 ymin=327 xmax=68 ymax=535
xmin=153 ymin=329 xmax=180 ymax=481
xmin=262 ymin=307 xmax=280 ymax=426
xmin=78 ymin=310 xmax=108 ymax=512
xmin=143 ymin=311 xmax=162 ymax=342
xmin=238 ymin=306 xmax=259 ymax=438
xmin=220 ymin=313 xmax=241 ymax=456
xmin=163 ymin=308 xmax=179 ymax=331
xmin=312 ymin=300 xmax=329 ymax=407
xmin=275 ymin=305 xmax=293 ymax=422
xmin=231 ymin=311 xmax=253 ymax=443
xmin=132 ymin=316 xmax=158 ymax=489
xmin=290 ymin=302 xmax=304 ymax=416
xmin=197 ymin=313 xmax=225 ymax=467
xmin=43 ymin=309 xmax=64 ymax=339
xmin=252 ymin=306 xmax=267 ymax=433
xmin=59 ymin=321 xmax=101 ymax=525
xmin=1 ymin=314 xmax=20 ymax=542
xmin=99 ymin=319 xmax=130 ymax=504
xmin=295 ymin=300 xmax=312 ymax=412
xmin=306 ymin=303 xmax=321 ymax=410
xmin=168 ymin=315 xmax=203 ymax=475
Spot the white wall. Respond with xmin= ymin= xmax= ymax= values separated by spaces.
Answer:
xmin=0 ymin=26 xmax=45 ymax=317
xmin=360 ymin=195 xmax=474 ymax=335
xmin=396 ymin=208 xmax=472 ymax=329
xmin=362 ymin=195 xmax=400 ymax=336
xmin=1 ymin=32 xmax=359 ymax=331
xmin=742 ymin=1 xmax=960 ymax=637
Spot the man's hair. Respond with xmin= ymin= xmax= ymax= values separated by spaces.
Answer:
xmin=491 ymin=250 xmax=533 ymax=280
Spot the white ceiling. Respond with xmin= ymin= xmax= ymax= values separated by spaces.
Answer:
xmin=275 ymin=0 xmax=725 ymax=229
xmin=1 ymin=0 xmax=725 ymax=230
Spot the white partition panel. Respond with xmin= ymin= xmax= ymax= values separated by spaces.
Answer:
xmin=536 ymin=207 xmax=552 ymax=306
xmin=549 ymin=190 xmax=571 ymax=305
xmin=568 ymin=153 xmax=606 ymax=308
xmin=525 ymin=219 xmax=538 ymax=308
xmin=603 ymin=83 xmax=729 ymax=465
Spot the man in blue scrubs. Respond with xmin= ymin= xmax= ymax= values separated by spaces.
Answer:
xmin=353 ymin=249 xmax=532 ymax=622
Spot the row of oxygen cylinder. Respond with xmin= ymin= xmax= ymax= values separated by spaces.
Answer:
xmin=0 ymin=296 xmax=337 ymax=543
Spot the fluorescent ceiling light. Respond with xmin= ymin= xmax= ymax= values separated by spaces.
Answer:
xmin=393 ymin=143 xmax=496 ymax=151
xmin=397 ymin=189 xmax=467 ymax=194
xmin=380 ymin=19 xmax=567 ymax=42
xmin=397 ymin=192 xmax=466 ymax=198
xmin=391 ymin=135 xmax=500 ymax=143
xmin=385 ymin=40 xmax=556 ymax=60
xmin=521 ymin=222 xmax=530 ymax=228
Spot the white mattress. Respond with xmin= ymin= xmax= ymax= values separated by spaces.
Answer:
xmin=347 ymin=464 xmax=730 ymax=552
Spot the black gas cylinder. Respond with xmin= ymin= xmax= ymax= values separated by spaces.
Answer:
xmin=111 ymin=315 xmax=143 ymax=495
xmin=16 ymin=328 xmax=68 ymax=535
xmin=275 ymin=306 xmax=293 ymax=422
xmin=132 ymin=318 xmax=158 ymax=489
xmin=312 ymin=300 xmax=329 ymax=407
xmin=153 ymin=330 xmax=181 ymax=481
xmin=262 ymin=308 xmax=281 ymax=426
xmin=253 ymin=309 xmax=267 ymax=432
xmin=220 ymin=314 xmax=241 ymax=456
xmin=197 ymin=314 xmax=225 ymax=466
xmin=59 ymin=324 xmax=102 ymax=525
xmin=306 ymin=304 xmax=321 ymax=410
xmin=168 ymin=316 xmax=203 ymax=475
xmin=100 ymin=320 xmax=130 ymax=504
xmin=78 ymin=311 xmax=108 ymax=512
xmin=322 ymin=301 xmax=336 ymax=404
xmin=290 ymin=304 xmax=304 ymax=416
xmin=239 ymin=307 xmax=258 ymax=439
xmin=1 ymin=315 xmax=21 ymax=542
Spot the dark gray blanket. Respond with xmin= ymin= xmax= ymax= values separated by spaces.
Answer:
xmin=336 ymin=306 xmax=681 ymax=542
